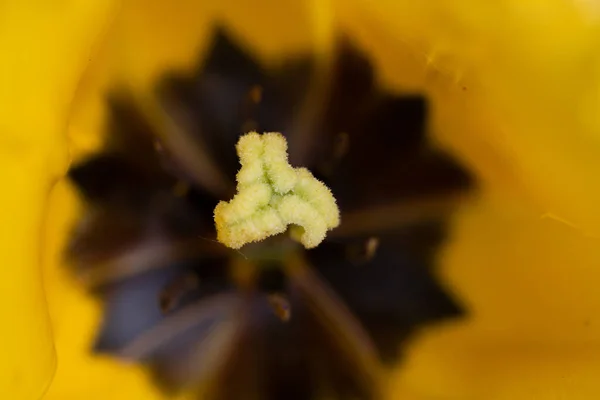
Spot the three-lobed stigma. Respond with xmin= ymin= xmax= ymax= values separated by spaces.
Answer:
xmin=214 ymin=132 xmax=340 ymax=249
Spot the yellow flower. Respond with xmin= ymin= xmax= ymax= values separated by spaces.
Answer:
xmin=0 ymin=2 xmax=116 ymax=398
xmin=2 ymin=0 xmax=600 ymax=399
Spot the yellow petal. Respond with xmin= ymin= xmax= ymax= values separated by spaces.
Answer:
xmin=116 ymin=0 xmax=333 ymax=94
xmin=0 ymin=1 xmax=117 ymax=398
xmin=389 ymin=196 xmax=600 ymax=399
xmin=340 ymin=0 xmax=600 ymax=233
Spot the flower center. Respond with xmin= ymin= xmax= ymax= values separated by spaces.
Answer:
xmin=214 ymin=132 xmax=340 ymax=249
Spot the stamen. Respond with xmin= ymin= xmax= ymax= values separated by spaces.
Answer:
xmin=78 ymin=237 xmax=227 ymax=288
xmin=267 ymin=293 xmax=291 ymax=322
xmin=214 ymin=132 xmax=339 ymax=249
xmin=286 ymin=45 xmax=334 ymax=167
xmin=331 ymin=191 xmax=468 ymax=238
xmin=365 ymin=237 xmax=379 ymax=259
xmin=241 ymin=85 xmax=263 ymax=133
xmin=171 ymin=180 xmax=190 ymax=198
xmin=333 ymin=132 xmax=349 ymax=160
xmin=175 ymin=315 xmax=242 ymax=389
xmin=346 ymin=237 xmax=380 ymax=265
xmin=159 ymin=273 xmax=200 ymax=313
xmin=284 ymin=254 xmax=383 ymax=393
xmin=118 ymin=292 xmax=240 ymax=361
xmin=148 ymin=95 xmax=235 ymax=198
xmin=248 ymin=85 xmax=263 ymax=104
xmin=319 ymin=131 xmax=350 ymax=177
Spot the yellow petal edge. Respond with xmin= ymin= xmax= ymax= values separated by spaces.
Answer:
xmin=214 ymin=132 xmax=340 ymax=249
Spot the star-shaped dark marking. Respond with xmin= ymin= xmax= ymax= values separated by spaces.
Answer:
xmin=67 ymin=28 xmax=474 ymax=400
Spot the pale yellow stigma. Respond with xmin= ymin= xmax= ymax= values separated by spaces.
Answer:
xmin=214 ymin=132 xmax=340 ymax=249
